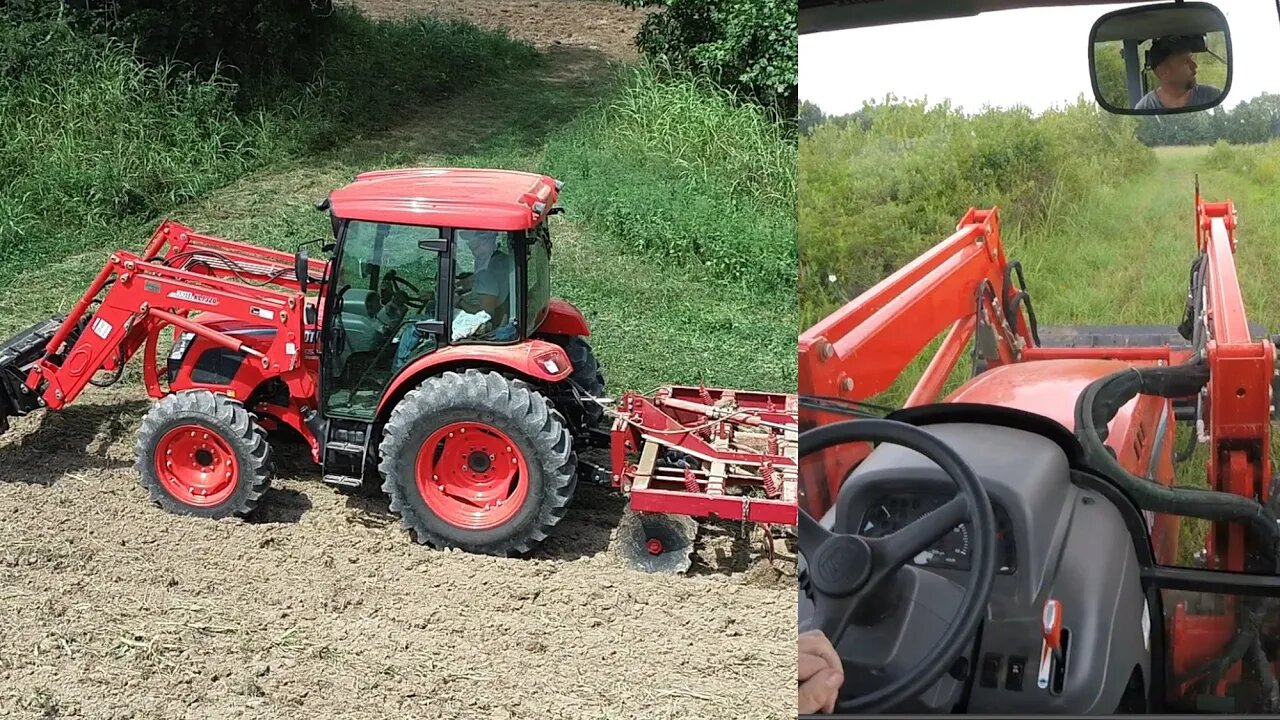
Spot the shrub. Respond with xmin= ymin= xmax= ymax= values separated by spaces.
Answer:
xmin=70 ymin=0 xmax=335 ymax=90
xmin=619 ymin=0 xmax=796 ymax=123
xmin=798 ymin=97 xmax=1153 ymax=323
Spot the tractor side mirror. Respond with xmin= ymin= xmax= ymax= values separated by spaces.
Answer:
xmin=1089 ymin=1 xmax=1231 ymax=115
xmin=295 ymin=249 xmax=310 ymax=295
xmin=414 ymin=319 xmax=445 ymax=340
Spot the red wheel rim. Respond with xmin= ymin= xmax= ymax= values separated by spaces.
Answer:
xmin=416 ymin=421 xmax=529 ymax=530
xmin=153 ymin=425 xmax=240 ymax=507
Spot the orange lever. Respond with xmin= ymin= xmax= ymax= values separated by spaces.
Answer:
xmin=1042 ymin=599 xmax=1063 ymax=651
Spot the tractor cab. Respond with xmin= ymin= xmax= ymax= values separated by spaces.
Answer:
xmin=310 ymin=168 xmax=572 ymax=421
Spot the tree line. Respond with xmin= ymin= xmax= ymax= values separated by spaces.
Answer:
xmin=801 ymin=93 xmax=1280 ymax=147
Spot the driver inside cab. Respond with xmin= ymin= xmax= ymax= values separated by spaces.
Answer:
xmin=455 ymin=229 xmax=517 ymax=341
xmin=1134 ymin=35 xmax=1221 ymax=110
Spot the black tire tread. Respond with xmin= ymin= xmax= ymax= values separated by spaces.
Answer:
xmin=135 ymin=390 xmax=272 ymax=518
xmin=546 ymin=334 xmax=607 ymax=429
xmin=377 ymin=369 xmax=577 ymax=555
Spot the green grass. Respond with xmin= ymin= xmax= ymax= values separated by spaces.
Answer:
xmin=0 ymin=7 xmax=538 ymax=287
xmin=798 ymin=99 xmax=1153 ymax=328
xmin=0 ymin=26 xmax=795 ymax=398
xmin=544 ymin=66 xmax=796 ymax=296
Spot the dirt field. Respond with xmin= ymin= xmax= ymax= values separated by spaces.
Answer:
xmin=0 ymin=384 xmax=795 ymax=719
xmin=346 ymin=0 xmax=650 ymax=61
xmin=0 ymin=4 xmax=797 ymax=719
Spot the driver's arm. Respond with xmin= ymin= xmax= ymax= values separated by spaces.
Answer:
xmin=457 ymin=267 xmax=502 ymax=315
xmin=799 ymin=629 xmax=844 ymax=714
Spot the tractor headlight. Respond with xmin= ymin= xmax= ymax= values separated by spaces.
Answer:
xmin=534 ymin=350 xmax=565 ymax=376
xmin=170 ymin=332 xmax=197 ymax=361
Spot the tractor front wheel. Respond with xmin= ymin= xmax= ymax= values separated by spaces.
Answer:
xmin=135 ymin=390 xmax=273 ymax=518
xmin=377 ymin=369 xmax=577 ymax=555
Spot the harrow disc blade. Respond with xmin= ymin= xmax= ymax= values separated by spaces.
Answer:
xmin=612 ymin=511 xmax=698 ymax=574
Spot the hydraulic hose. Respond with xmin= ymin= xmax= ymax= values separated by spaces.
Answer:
xmin=1076 ymin=361 xmax=1280 ymax=713
xmin=1073 ymin=361 xmax=1280 ymax=573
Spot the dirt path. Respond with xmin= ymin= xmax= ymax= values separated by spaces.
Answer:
xmin=0 ymin=4 xmax=798 ymax=719
xmin=344 ymin=0 xmax=649 ymax=61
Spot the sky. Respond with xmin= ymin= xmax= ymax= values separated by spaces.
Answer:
xmin=799 ymin=0 xmax=1280 ymax=115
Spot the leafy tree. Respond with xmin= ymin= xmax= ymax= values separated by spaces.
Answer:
xmin=799 ymin=100 xmax=824 ymax=135
xmin=619 ymin=0 xmax=797 ymax=122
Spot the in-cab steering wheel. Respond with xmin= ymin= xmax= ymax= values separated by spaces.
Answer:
xmin=799 ymin=418 xmax=999 ymax=714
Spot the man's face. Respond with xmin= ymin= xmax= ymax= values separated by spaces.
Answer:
xmin=465 ymin=232 xmax=498 ymax=266
xmin=1157 ymin=50 xmax=1198 ymax=91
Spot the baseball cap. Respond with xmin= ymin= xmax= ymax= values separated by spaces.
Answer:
xmin=1146 ymin=34 xmax=1208 ymax=70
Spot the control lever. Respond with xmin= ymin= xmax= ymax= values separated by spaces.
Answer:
xmin=1038 ymin=599 xmax=1063 ymax=691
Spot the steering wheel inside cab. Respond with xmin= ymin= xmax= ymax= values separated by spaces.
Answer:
xmin=364 ymin=269 xmax=431 ymax=318
xmin=799 ymin=419 xmax=999 ymax=714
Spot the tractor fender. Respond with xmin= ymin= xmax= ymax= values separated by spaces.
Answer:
xmin=537 ymin=298 xmax=590 ymax=337
xmin=376 ymin=340 xmax=573 ymax=420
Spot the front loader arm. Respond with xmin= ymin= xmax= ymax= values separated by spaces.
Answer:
xmin=797 ymin=207 xmax=1033 ymax=517
xmin=25 ymin=248 xmax=315 ymax=412
xmin=144 ymin=220 xmax=329 ymax=291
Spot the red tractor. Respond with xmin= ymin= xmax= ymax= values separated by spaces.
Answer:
xmin=0 ymin=167 xmax=796 ymax=570
xmin=798 ymin=0 xmax=1280 ymax=714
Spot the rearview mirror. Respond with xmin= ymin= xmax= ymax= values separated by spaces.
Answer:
xmin=1089 ymin=1 xmax=1231 ymax=115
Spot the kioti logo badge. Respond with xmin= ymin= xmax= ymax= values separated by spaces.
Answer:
xmin=167 ymin=290 xmax=219 ymax=306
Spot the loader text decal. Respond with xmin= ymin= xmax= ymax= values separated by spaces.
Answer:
xmin=167 ymin=290 xmax=219 ymax=306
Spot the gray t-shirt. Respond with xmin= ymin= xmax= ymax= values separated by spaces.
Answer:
xmin=471 ymin=250 xmax=513 ymax=305
xmin=1134 ymin=84 xmax=1220 ymax=110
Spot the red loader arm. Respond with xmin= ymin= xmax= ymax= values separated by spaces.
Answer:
xmin=797 ymin=208 xmax=1033 ymax=517
xmin=23 ymin=221 xmax=325 ymax=424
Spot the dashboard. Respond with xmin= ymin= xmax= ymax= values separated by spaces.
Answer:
xmin=858 ymin=492 xmax=1018 ymax=574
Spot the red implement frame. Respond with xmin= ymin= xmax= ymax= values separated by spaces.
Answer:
xmin=798 ymin=199 xmax=1275 ymax=704
xmin=609 ymin=385 xmax=798 ymax=527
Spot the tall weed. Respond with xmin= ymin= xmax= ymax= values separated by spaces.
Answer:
xmin=544 ymin=65 xmax=795 ymax=293
xmin=799 ymin=97 xmax=1153 ymax=324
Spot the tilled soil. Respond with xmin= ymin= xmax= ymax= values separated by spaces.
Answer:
xmin=0 ymin=385 xmax=797 ymax=719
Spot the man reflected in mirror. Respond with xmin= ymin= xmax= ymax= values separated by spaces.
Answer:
xmin=1134 ymin=35 xmax=1221 ymax=110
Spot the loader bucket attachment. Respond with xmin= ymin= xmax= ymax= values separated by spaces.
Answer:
xmin=1037 ymin=322 xmax=1269 ymax=348
xmin=0 ymin=315 xmax=67 ymax=434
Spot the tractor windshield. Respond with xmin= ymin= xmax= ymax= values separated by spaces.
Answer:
xmin=324 ymin=219 xmax=444 ymax=419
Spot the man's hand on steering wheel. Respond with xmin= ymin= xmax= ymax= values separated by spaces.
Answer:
xmin=799 ymin=629 xmax=844 ymax=714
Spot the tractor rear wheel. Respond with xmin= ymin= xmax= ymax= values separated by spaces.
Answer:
xmin=135 ymin=390 xmax=272 ymax=518
xmin=377 ymin=369 xmax=577 ymax=555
